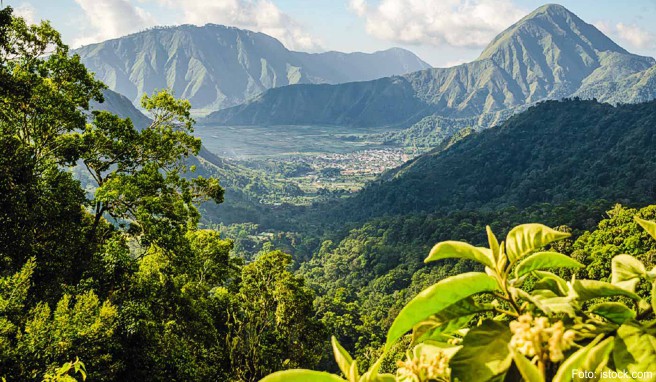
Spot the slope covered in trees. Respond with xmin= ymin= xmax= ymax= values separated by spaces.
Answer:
xmin=304 ymin=99 xmax=656 ymax=227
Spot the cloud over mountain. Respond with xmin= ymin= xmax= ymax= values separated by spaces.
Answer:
xmin=73 ymin=0 xmax=156 ymax=47
xmin=349 ymin=0 xmax=525 ymax=47
xmin=155 ymin=0 xmax=319 ymax=50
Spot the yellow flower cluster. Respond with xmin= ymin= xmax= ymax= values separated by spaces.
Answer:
xmin=397 ymin=351 xmax=450 ymax=382
xmin=509 ymin=313 xmax=576 ymax=362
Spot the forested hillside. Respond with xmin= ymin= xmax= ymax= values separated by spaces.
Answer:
xmin=303 ymin=99 xmax=656 ymax=227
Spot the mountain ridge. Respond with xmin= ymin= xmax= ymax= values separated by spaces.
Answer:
xmin=74 ymin=24 xmax=431 ymax=114
xmin=204 ymin=4 xmax=656 ymax=127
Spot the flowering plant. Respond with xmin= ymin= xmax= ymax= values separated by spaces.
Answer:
xmin=260 ymin=218 xmax=656 ymax=382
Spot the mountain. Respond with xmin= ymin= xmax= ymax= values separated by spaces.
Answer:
xmin=205 ymin=4 xmax=656 ymax=127
xmin=73 ymin=24 xmax=430 ymax=114
xmin=90 ymin=89 xmax=151 ymax=129
xmin=308 ymin=99 xmax=656 ymax=225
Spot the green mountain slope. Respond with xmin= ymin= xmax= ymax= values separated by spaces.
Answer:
xmin=292 ymin=99 xmax=656 ymax=228
xmin=205 ymin=4 xmax=656 ymax=127
xmin=74 ymin=25 xmax=430 ymax=114
xmin=90 ymin=89 xmax=151 ymax=129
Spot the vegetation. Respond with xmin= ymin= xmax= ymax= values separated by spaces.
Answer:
xmin=306 ymin=98 xmax=656 ymax=227
xmin=4 ymin=4 xmax=656 ymax=382
xmin=264 ymin=218 xmax=656 ymax=381
xmin=0 ymin=7 xmax=324 ymax=381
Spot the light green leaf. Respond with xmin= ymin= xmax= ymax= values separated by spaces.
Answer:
xmin=359 ymin=373 xmax=395 ymax=382
xmin=260 ymin=370 xmax=346 ymax=382
xmin=386 ymin=272 xmax=500 ymax=350
xmin=450 ymin=320 xmax=512 ymax=382
xmin=572 ymin=279 xmax=641 ymax=302
xmin=425 ymin=241 xmax=495 ymax=269
xmin=635 ymin=216 xmax=656 ymax=241
xmin=511 ymin=348 xmax=544 ymax=382
xmin=332 ymin=336 xmax=359 ymax=382
xmin=533 ymin=271 xmax=570 ymax=296
xmin=515 ymin=252 xmax=583 ymax=279
xmin=611 ymin=254 xmax=646 ymax=293
xmin=487 ymin=226 xmax=501 ymax=264
xmin=412 ymin=297 xmax=492 ymax=344
xmin=589 ymin=302 xmax=636 ymax=325
xmin=652 ymin=282 xmax=656 ymax=314
xmin=518 ymin=289 xmax=576 ymax=317
xmin=359 ymin=351 xmax=394 ymax=382
xmin=505 ymin=224 xmax=570 ymax=262
xmin=553 ymin=335 xmax=614 ymax=382
xmin=614 ymin=322 xmax=656 ymax=380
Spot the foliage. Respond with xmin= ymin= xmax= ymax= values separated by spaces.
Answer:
xmin=263 ymin=219 xmax=656 ymax=381
xmin=0 ymin=7 xmax=324 ymax=381
xmin=42 ymin=358 xmax=86 ymax=382
xmin=226 ymin=250 xmax=326 ymax=381
xmin=296 ymin=99 xmax=656 ymax=228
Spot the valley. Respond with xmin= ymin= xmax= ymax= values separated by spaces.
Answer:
xmin=195 ymin=123 xmax=414 ymax=204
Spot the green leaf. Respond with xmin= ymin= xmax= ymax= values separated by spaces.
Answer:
xmin=572 ymin=279 xmax=641 ymax=302
xmin=614 ymin=322 xmax=656 ymax=379
xmin=511 ymin=349 xmax=544 ymax=382
xmin=260 ymin=370 xmax=346 ymax=382
xmin=652 ymin=282 xmax=656 ymax=314
xmin=589 ymin=302 xmax=636 ymax=325
xmin=412 ymin=297 xmax=492 ymax=343
xmin=425 ymin=241 xmax=495 ymax=269
xmin=611 ymin=254 xmax=646 ymax=292
xmin=514 ymin=252 xmax=583 ymax=279
xmin=359 ymin=373 xmax=395 ymax=382
xmin=553 ymin=335 xmax=614 ymax=382
xmin=386 ymin=272 xmax=500 ymax=350
xmin=450 ymin=320 xmax=512 ymax=382
xmin=505 ymin=224 xmax=570 ymax=262
xmin=332 ymin=336 xmax=359 ymax=382
xmin=517 ymin=289 xmax=576 ymax=317
xmin=635 ymin=216 xmax=656 ymax=241
xmin=533 ymin=271 xmax=570 ymax=296
xmin=359 ymin=350 xmax=394 ymax=382
xmin=487 ymin=226 xmax=501 ymax=263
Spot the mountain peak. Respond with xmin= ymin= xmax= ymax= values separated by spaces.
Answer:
xmin=532 ymin=3 xmax=571 ymax=16
xmin=478 ymin=3 xmax=626 ymax=60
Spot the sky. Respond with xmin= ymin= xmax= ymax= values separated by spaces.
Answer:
xmin=5 ymin=0 xmax=656 ymax=67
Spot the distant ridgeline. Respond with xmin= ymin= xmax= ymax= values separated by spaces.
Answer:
xmin=205 ymin=4 xmax=656 ymax=147
xmin=74 ymin=24 xmax=430 ymax=114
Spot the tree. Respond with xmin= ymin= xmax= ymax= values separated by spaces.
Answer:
xmin=227 ymin=250 xmax=326 ymax=381
xmin=70 ymin=90 xmax=224 ymax=251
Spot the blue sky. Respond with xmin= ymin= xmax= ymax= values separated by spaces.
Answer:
xmin=6 ymin=0 xmax=656 ymax=66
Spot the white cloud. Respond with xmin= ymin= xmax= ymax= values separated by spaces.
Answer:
xmin=594 ymin=21 xmax=655 ymax=51
xmin=348 ymin=0 xmax=525 ymax=48
xmin=72 ymin=0 xmax=156 ymax=47
xmin=154 ymin=0 xmax=320 ymax=51
xmin=14 ymin=2 xmax=37 ymax=24
xmin=616 ymin=23 xmax=653 ymax=49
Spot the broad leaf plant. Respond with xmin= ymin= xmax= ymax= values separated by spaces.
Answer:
xmin=261 ymin=217 xmax=656 ymax=382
